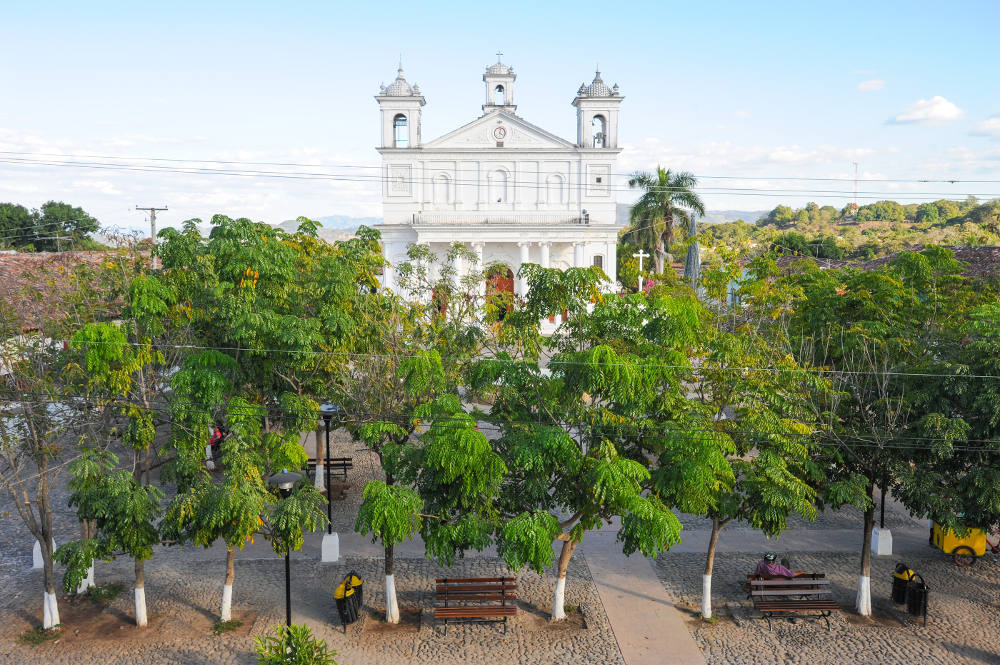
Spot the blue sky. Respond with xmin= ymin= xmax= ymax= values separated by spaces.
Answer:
xmin=1 ymin=0 xmax=999 ymax=230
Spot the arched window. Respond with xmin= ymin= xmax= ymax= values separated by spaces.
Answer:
xmin=393 ymin=114 xmax=408 ymax=148
xmin=592 ymin=115 xmax=606 ymax=148
xmin=495 ymin=85 xmax=505 ymax=106
xmin=545 ymin=174 xmax=565 ymax=205
xmin=433 ymin=174 xmax=450 ymax=205
xmin=489 ymin=169 xmax=508 ymax=204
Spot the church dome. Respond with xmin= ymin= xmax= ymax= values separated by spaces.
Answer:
xmin=580 ymin=68 xmax=618 ymax=97
xmin=486 ymin=61 xmax=512 ymax=75
xmin=381 ymin=66 xmax=416 ymax=96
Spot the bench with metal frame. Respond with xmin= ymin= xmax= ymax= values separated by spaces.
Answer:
xmin=433 ymin=577 xmax=517 ymax=634
xmin=749 ymin=576 xmax=841 ymax=630
xmin=305 ymin=456 xmax=353 ymax=481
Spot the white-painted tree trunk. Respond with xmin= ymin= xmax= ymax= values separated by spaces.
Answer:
xmin=220 ymin=584 xmax=233 ymax=622
xmin=314 ymin=464 xmax=325 ymax=491
xmin=204 ymin=444 xmax=215 ymax=471
xmin=32 ymin=538 xmax=55 ymax=569
xmin=856 ymin=575 xmax=871 ymax=616
xmin=385 ymin=574 xmax=399 ymax=624
xmin=701 ymin=574 xmax=713 ymax=619
xmin=42 ymin=591 xmax=60 ymax=629
xmin=551 ymin=577 xmax=566 ymax=621
xmin=135 ymin=587 xmax=148 ymax=627
xmin=76 ymin=564 xmax=95 ymax=594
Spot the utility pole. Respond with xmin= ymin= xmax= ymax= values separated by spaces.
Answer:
xmin=135 ymin=205 xmax=167 ymax=269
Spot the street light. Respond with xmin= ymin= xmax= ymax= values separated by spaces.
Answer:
xmin=267 ymin=468 xmax=302 ymax=626
xmin=319 ymin=403 xmax=339 ymax=535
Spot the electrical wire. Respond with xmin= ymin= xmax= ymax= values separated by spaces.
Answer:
xmin=1 ymin=155 xmax=998 ymax=201
xmin=3 ymin=150 xmax=999 ymax=185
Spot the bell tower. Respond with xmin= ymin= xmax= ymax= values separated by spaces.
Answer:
xmin=483 ymin=53 xmax=516 ymax=114
xmin=375 ymin=62 xmax=425 ymax=149
xmin=572 ymin=68 xmax=623 ymax=149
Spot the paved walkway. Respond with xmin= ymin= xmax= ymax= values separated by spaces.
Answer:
xmin=583 ymin=529 xmax=707 ymax=665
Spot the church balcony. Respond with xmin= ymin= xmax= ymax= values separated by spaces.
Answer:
xmin=412 ymin=211 xmax=591 ymax=225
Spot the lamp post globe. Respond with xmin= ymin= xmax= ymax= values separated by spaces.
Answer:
xmin=267 ymin=469 xmax=301 ymax=626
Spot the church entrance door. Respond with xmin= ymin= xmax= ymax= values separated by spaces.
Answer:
xmin=486 ymin=266 xmax=515 ymax=320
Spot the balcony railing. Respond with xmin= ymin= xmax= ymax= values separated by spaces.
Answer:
xmin=412 ymin=211 xmax=591 ymax=225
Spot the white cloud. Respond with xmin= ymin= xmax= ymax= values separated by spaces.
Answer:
xmin=889 ymin=96 xmax=965 ymax=125
xmin=72 ymin=179 xmax=122 ymax=195
xmin=858 ymin=79 xmax=885 ymax=92
xmin=732 ymin=110 xmax=752 ymax=119
xmin=971 ymin=116 xmax=1000 ymax=137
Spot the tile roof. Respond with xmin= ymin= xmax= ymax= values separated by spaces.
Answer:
xmin=776 ymin=246 xmax=1000 ymax=279
xmin=0 ymin=251 xmax=122 ymax=333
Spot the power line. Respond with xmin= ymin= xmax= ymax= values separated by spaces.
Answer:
xmin=3 ymin=150 xmax=999 ymax=185
xmin=4 ymin=391 xmax=999 ymax=452
xmin=2 ymin=155 xmax=999 ymax=201
xmin=26 ymin=335 xmax=1000 ymax=380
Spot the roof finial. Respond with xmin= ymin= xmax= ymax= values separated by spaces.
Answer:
xmin=596 ymin=63 xmax=600 ymax=77
xmin=398 ymin=54 xmax=403 ymax=75
xmin=496 ymin=50 xmax=503 ymax=63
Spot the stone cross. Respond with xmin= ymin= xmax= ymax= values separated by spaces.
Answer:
xmin=632 ymin=249 xmax=649 ymax=292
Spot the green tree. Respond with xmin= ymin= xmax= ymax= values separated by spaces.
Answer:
xmin=0 ymin=202 xmax=37 ymax=249
xmin=624 ymin=167 xmax=706 ymax=274
xmin=915 ymin=203 xmax=940 ymax=224
xmin=669 ymin=292 xmax=825 ymax=619
xmin=469 ymin=266 xmax=716 ymax=620
xmin=782 ymin=247 xmax=970 ymax=615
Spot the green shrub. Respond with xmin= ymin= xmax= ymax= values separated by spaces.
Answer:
xmin=212 ymin=619 xmax=243 ymax=635
xmin=254 ymin=623 xmax=337 ymax=665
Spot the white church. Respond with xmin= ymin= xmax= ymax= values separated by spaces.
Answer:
xmin=374 ymin=57 xmax=624 ymax=298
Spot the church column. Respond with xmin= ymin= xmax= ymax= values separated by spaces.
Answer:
xmin=472 ymin=242 xmax=486 ymax=299
xmin=539 ymin=241 xmax=551 ymax=269
xmin=517 ymin=241 xmax=531 ymax=297
xmin=382 ymin=241 xmax=396 ymax=292
xmin=605 ymin=239 xmax=617 ymax=289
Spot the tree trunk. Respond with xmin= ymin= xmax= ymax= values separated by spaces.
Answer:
xmin=40 ymin=526 xmax=60 ymax=629
xmin=220 ymin=547 xmax=235 ymax=622
xmin=551 ymin=539 xmax=578 ymax=621
xmin=76 ymin=520 xmax=95 ymax=594
xmin=384 ymin=542 xmax=399 ymax=623
xmin=134 ymin=557 xmax=148 ymax=627
xmin=857 ymin=482 xmax=875 ymax=616
xmin=702 ymin=517 xmax=723 ymax=620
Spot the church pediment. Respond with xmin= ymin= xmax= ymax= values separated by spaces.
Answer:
xmin=423 ymin=112 xmax=577 ymax=150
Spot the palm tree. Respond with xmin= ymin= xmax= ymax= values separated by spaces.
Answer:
xmin=625 ymin=167 xmax=705 ymax=274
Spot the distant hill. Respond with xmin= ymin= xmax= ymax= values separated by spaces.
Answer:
xmin=615 ymin=203 xmax=766 ymax=226
xmin=275 ymin=215 xmax=381 ymax=242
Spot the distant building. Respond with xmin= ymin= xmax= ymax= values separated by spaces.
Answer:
xmin=374 ymin=57 xmax=624 ymax=299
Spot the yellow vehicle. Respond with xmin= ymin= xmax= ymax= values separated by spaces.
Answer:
xmin=931 ymin=521 xmax=986 ymax=566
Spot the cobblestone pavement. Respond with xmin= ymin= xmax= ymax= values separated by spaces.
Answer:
xmin=653 ymin=551 xmax=1000 ymax=665
xmin=0 ymin=553 xmax=621 ymax=665
xmin=0 ymin=428 xmax=624 ymax=665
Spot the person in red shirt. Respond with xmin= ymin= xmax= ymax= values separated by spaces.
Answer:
xmin=754 ymin=552 xmax=806 ymax=579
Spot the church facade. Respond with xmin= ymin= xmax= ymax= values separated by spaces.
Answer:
xmin=374 ymin=58 xmax=624 ymax=298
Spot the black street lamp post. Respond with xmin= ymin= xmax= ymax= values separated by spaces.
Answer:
xmin=319 ymin=403 xmax=338 ymax=534
xmin=267 ymin=469 xmax=302 ymax=626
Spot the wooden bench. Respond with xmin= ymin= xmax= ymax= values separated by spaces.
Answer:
xmin=434 ymin=577 xmax=517 ymax=634
xmin=749 ymin=576 xmax=841 ymax=630
xmin=305 ymin=457 xmax=353 ymax=481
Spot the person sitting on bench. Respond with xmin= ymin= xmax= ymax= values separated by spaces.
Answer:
xmin=754 ymin=552 xmax=806 ymax=579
